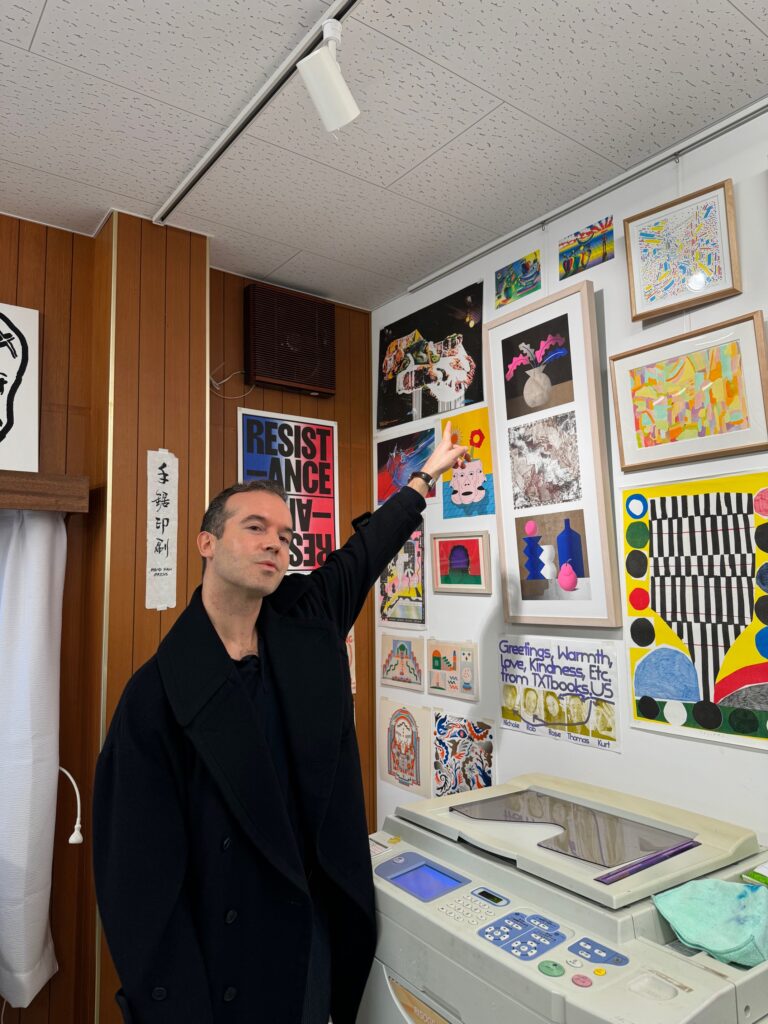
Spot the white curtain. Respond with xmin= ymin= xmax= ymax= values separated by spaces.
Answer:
xmin=0 ymin=510 xmax=66 ymax=1007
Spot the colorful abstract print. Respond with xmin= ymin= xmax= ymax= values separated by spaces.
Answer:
xmin=639 ymin=200 xmax=723 ymax=306
xmin=625 ymin=479 xmax=768 ymax=746
xmin=630 ymin=341 xmax=749 ymax=449
xmin=434 ymin=713 xmax=493 ymax=797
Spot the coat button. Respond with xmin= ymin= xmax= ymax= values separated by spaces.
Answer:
xmin=223 ymin=987 xmax=237 ymax=1002
xmin=151 ymin=987 xmax=167 ymax=1001
xmin=221 ymin=836 xmax=232 ymax=851
xmin=225 ymin=909 xmax=238 ymax=925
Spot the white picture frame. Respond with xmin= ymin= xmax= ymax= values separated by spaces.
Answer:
xmin=484 ymin=280 xmax=620 ymax=627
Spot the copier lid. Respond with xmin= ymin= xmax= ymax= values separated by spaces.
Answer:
xmin=395 ymin=773 xmax=760 ymax=910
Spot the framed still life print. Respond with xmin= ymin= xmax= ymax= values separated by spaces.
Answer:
xmin=484 ymin=280 xmax=620 ymax=627
xmin=610 ymin=311 xmax=768 ymax=471
xmin=623 ymin=179 xmax=741 ymax=321
xmin=431 ymin=531 xmax=492 ymax=595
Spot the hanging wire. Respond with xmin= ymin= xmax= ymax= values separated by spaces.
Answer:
xmin=208 ymin=363 xmax=255 ymax=401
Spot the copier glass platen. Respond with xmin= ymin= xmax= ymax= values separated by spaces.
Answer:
xmin=358 ymin=774 xmax=768 ymax=1024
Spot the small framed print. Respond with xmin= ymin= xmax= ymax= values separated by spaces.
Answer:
xmin=431 ymin=530 xmax=491 ymax=595
xmin=380 ymin=633 xmax=425 ymax=693
xmin=623 ymin=179 xmax=741 ymax=321
xmin=427 ymin=639 xmax=480 ymax=702
xmin=610 ymin=311 xmax=768 ymax=471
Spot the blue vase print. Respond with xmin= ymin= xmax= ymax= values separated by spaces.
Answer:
xmin=557 ymin=518 xmax=585 ymax=577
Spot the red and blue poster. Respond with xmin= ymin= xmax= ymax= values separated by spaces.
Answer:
xmin=238 ymin=409 xmax=338 ymax=573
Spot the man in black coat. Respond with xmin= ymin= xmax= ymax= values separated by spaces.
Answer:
xmin=93 ymin=423 xmax=464 ymax=1023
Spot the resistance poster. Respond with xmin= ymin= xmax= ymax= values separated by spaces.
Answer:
xmin=238 ymin=409 xmax=338 ymax=572
xmin=497 ymin=634 xmax=621 ymax=752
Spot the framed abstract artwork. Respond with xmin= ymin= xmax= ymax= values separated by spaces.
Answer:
xmin=484 ymin=280 xmax=620 ymax=627
xmin=610 ymin=311 xmax=768 ymax=471
xmin=378 ymin=698 xmax=432 ymax=797
xmin=376 ymin=426 xmax=436 ymax=504
xmin=380 ymin=633 xmax=425 ymax=693
xmin=430 ymin=530 xmax=492 ymax=595
xmin=427 ymin=639 xmax=480 ymax=702
xmin=623 ymin=473 xmax=768 ymax=750
xmin=623 ymin=180 xmax=741 ymax=321
xmin=439 ymin=405 xmax=495 ymax=519
xmin=378 ymin=519 xmax=426 ymax=628
xmin=376 ymin=283 xmax=483 ymax=430
xmin=433 ymin=712 xmax=494 ymax=796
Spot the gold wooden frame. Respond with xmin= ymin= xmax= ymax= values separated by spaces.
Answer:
xmin=623 ymin=179 xmax=741 ymax=322
xmin=484 ymin=280 xmax=621 ymax=628
xmin=610 ymin=311 xmax=768 ymax=471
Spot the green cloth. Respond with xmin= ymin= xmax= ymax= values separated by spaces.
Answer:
xmin=653 ymin=879 xmax=768 ymax=968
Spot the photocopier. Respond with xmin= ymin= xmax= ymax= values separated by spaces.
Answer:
xmin=358 ymin=774 xmax=768 ymax=1024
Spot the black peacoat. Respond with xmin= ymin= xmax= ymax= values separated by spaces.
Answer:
xmin=93 ymin=486 xmax=425 ymax=1023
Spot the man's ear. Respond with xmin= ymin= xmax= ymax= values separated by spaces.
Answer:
xmin=197 ymin=531 xmax=215 ymax=559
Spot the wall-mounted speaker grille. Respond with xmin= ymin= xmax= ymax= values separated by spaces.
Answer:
xmin=244 ymin=283 xmax=335 ymax=396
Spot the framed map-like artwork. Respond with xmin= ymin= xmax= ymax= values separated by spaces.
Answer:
xmin=624 ymin=180 xmax=741 ymax=321
xmin=484 ymin=280 xmax=620 ymax=627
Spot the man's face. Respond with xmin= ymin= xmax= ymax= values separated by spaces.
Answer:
xmin=0 ymin=322 xmax=27 ymax=443
xmin=198 ymin=491 xmax=293 ymax=598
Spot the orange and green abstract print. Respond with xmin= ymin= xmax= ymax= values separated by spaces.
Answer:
xmin=629 ymin=340 xmax=749 ymax=450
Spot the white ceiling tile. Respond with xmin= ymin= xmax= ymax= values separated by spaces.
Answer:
xmin=248 ymin=17 xmax=500 ymax=187
xmin=729 ymin=0 xmax=768 ymax=36
xmin=1 ymin=2 xmax=45 ymax=48
xmin=32 ymin=0 xmax=330 ymax=125
xmin=354 ymin=0 xmax=768 ymax=167
xmin=266 ymin=250 xmax=407 ymax=309
xmin=164 ymin=212 xmax=301 ymax=278
xmin=390 ymin=103 xmax=622 ymax=232
xmin=0 ymin=43 xmax=221 ymax=204
xmin=175 ymin=136 xmax=494 ymax=282
xmin=0 ymin=159 xmax=156 ymax=234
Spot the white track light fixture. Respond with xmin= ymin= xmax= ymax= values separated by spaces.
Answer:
xmin=297 ymin=19 xmax=360 ymax=132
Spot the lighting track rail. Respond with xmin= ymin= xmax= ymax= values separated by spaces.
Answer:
xmin=153 ymin=0 xmax=360 ymax=225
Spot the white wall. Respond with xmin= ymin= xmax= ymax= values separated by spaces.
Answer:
xmin=371 ymin=108 xmax=768 ymax=841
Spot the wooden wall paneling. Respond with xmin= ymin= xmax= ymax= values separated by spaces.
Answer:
xmin=186 ymin=233 xmax=208 ymax=602
xmin=105 ymin=214 xmax=141 ymax=728
xmin=50 ymin=234 xmax=90 ymax=1024
xmin=222 ymin=272 xmax=245 ymax=485
xmin=16 ymin=222 xmax=47 ymax=420
xmin=346 ymin=308 xmax=375 ymax=830
xmin=0 ymin=213 xmax=19 ymax=303
xmin=40 ymin=230 xmax=73 ymax=475
xmin=160 ymin=228 xmax=191 ymax=636
xmin=64 ymin=218 xmax=113 ymax=1024
xmin=132 ymin=220 xmax=166 ymax=671
xmin=209 ymin=270 xmax=224 ymax=499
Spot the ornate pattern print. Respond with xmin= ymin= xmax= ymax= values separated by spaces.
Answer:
xmin=433 ymin=713 xmax=493 ymax=797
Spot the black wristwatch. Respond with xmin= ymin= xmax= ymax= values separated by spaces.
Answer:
xmin=408 ymin=470 xmax=435 ymax=490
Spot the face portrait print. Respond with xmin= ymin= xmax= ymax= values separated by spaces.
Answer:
xmin=522 ymin=686 xmax=541 ymax=721
xmin=543 ymin=691 xmax=564 ymax=725
xmin=0 ymin=314 xmax=28 ymax=444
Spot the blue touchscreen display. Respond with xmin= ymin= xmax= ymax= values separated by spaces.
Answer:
xmin=393 ymin=863 xmax=463 ymax=901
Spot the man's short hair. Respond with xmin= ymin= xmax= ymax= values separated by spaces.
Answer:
xmin=200 ymin=479 xmax=288 ymax=538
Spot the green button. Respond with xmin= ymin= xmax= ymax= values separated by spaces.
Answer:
xmin=538 ymin=960 xmax=565 ymax=978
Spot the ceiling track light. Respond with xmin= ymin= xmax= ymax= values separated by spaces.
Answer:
xmin=153 ymin=0 xmax=360 ymax=224
xmin=297 ymin=20 xmax=360 ymax=133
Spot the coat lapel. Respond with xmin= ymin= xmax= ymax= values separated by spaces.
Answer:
xmin=259 ymin=601 xmax=344 ymax=843
xmin=157 ymin=589 xmax=307 ymax=895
